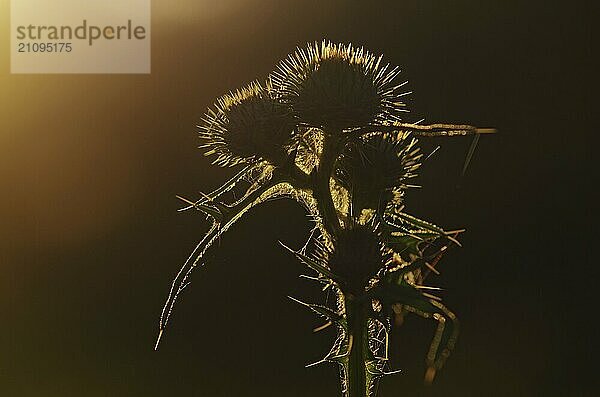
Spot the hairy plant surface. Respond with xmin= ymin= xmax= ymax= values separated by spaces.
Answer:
xmin=157 ymin=40 xmax=491 ymax=397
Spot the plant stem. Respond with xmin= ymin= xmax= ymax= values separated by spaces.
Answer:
xmin=344 ymin=294 xmax=370 ymax=397
xmin=312 ymin=131 xmax=342 ymax=238
xmin=351 ymin=123 xmax=496 ymax=137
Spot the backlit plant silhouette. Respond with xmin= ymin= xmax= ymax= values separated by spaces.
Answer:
xmin=157 ymin=41 xmax=492 ymax=397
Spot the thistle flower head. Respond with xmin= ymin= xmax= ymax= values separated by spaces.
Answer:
xmin=271 ymin=40 xmax=409 ymax=130
xmin=335 ymin=132 xmax=422 ymax=212
xmin=199 ymin=81 xmax=297 ymax=167
xmin=318 ymin=222 xmax=389 ymax=294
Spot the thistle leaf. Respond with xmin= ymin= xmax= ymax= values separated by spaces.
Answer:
xmin=279 ymin=241 xmax=341 ymax=283
xmin=194 ymin=203 xmax=223 ymax=221
xmin=373 ymin=282 xmax=438 ymax=314
xmin=386 ymin=212 xmax=447 ymax=236
xmin=287 ymin=296 xmax=343 ymax=324
xmin=384 ymin=232 xmax=436 ymax=256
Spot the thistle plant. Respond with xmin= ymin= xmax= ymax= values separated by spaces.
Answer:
xmin=157 ymin=41 xmax=492 ymax=397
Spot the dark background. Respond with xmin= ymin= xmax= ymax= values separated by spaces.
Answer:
xmin=0 ymin=1 xmax=595 ymax=396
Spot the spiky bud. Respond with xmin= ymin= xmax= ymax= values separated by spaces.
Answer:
xmin=335 ymin=133 xmax=422 ymax=212
xmin=272 ymin=40 xmax=409 ymax=130
xmin=319 ymin=223 xmax=388 ymax=294
xmin=199 ymin=81 xmax=297 ymax=167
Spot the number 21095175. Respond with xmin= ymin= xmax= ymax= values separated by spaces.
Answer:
xmin=17 ymin=42 xmax=72 ymax=53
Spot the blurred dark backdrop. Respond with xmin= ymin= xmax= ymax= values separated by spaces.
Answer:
xmin=0 ymin=1 xmax=594 ymax=396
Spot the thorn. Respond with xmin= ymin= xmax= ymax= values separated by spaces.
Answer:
xmin=176 ymin=195 xmax=198 ymax=212
xmin=462 ymin=133 xmax=480 ymax=175
xmin=278 ymin=240 xmax=295 ymax=253
xmin=322 ymin=281 xmax=333 ymax=292
xmin=415 ymin=285 xmax=443 ymax=291
xmin=299 ymin=274 xmax=320 ymax=281
xmin=446 ymin=235 xmax=462 ymax=247
xmin=313 ymin=321 xmax=332 ymax=333
xmin=422 ymin=292 xmax=443 ymax=301
xmin=287 ymin=295 xmax=309 ymax=307
xmin=424 ymin=262 xmax=441 ymax=275
xmin=372 ymin=355 xmax=389 ymax=362
xmin=305 ymin=359 xmax=327 ymax=368
xmin=445 ymin=229 xmax=466 ymax=235
xmin=154 ymin=329 xmax=164 ymax=351
xmin=383 ymin=368 xmax=403 ymax=376
xmin=424 ymin=145 xmax=440 ymax=161
xmin=198 ymin=191 xmax=212 ymax=201
xmin=176 ymin=195 xmax=195 ymax=205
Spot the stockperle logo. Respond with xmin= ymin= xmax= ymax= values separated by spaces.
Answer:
xmin=11 ymin=0 xmax=150 ymax=74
